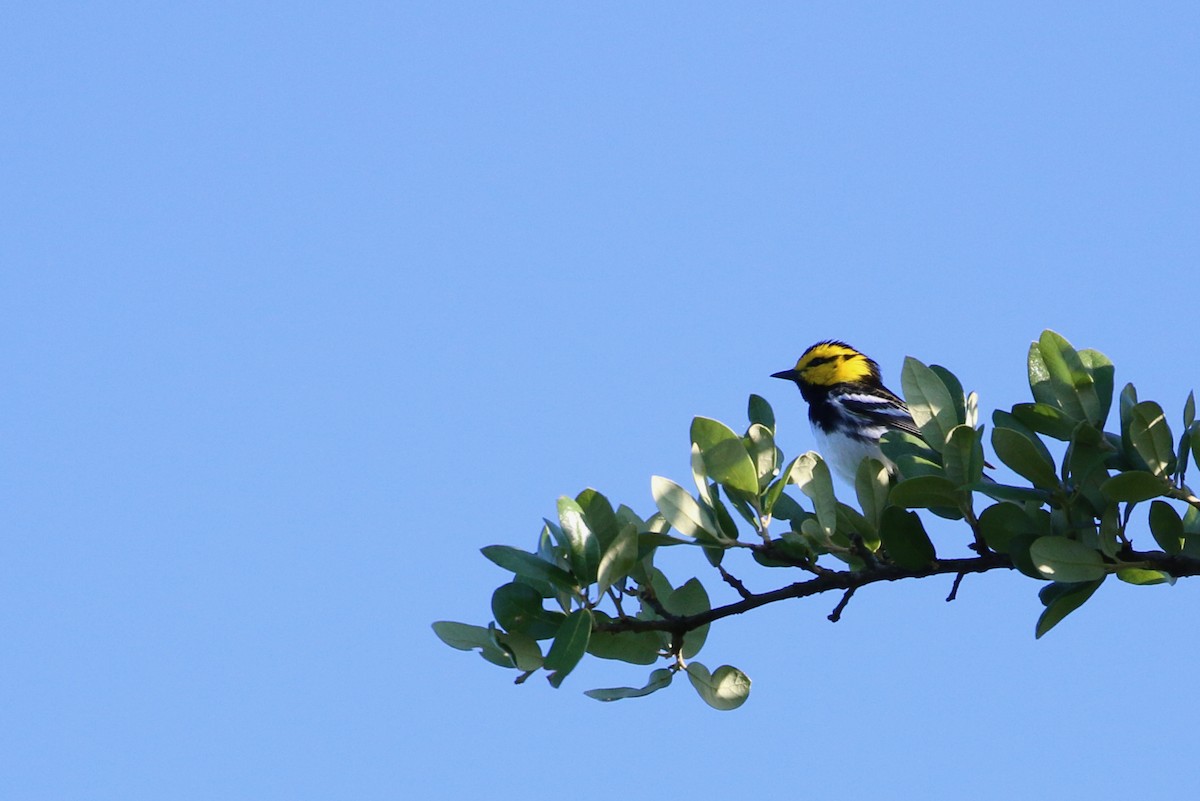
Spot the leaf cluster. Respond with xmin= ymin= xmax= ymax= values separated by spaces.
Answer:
xmin=435 ymin=331 xmax=1200 ymax=709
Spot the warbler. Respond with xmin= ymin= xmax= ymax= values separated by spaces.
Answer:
xmin=771 ymin=340 xmax=919 ymax=484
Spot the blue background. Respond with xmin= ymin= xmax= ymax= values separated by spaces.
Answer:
xmin=3 ymin=4 xmax=1198 ymax=799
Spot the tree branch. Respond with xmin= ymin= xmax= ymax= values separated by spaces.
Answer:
xmin=594 ymin=549 xmax=1200 ymax=638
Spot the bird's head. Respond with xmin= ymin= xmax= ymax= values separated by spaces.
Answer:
xmin=771 ymin=340 xmax=882 ymax=395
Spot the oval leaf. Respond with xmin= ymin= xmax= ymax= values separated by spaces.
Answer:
xmin=991 ymin=426 xmax=1059 ymax=490
xmin=889 ymin=475 xmax=962 ymax=510
xmin=1100 ymin=471 xmax=1166 ymax=503
xmin=558 ymin=496 xmax=601 ymax=584
xmin=1035 ymin=579 xmax=1103 ymax=638
xmin=1029 ymin=537 xmax=1106 ymax=582
xmin=481 ymin=545 xmax=578 ymax=592
xmin=789 ymin=452 xmax=837 ymax=537
xmin=665 ymin=578 xmax=711 ymax=659
xmin=1148 ymin=500 xmax=1184 ymax=554
xmin=544 ymin=609 xmax=593 ymax=687
xmin=686 ymin=662 xmax=751 ymax=711
xmin=691 ymin=417 xmax=759 ymax=496
xmin=596 ymin=522 xmax=639 ymax=597
xmin=879 ymin=506 xmax=936 ymax=569
xmin=1129 ymin=401 xmax=1175 ymax=478
xmin=942 ymin=424 xmax=985 ymax=487
xmin=650 ymin=476 xmax=719 ymax=540
xmin=901 ymin=356 xmax=959 ymax=453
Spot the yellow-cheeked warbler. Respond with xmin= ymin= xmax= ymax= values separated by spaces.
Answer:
xmin=771 ymin=340 xmax=919 ymax=484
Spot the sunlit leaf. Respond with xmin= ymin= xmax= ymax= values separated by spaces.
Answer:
xmin=855 ymin=457 xmax=891 ymax=531
xmin=558 ymin=496 xmax=601 ymax=584
xmin=1029 ymin=537 xmax=1105 ymax=582
xmin=788 ymin=452 xmax=837 ymax=538
xmin=691 ymin=417 xmax=759 ymax=496
xmin=1129 ymin=401 xmax=1175 ymax=478
xmin=597 ymin=523 xmax=639 ymax=597
xmin=686 ymin=662 xmax=751 ymax=711
xmin=651 ymin=476 xmax=719 ymax=540
xmin=748 ymin=394 xmax=776 ymax=432
xmin=901 ymin=356 xmax=959 ymax=453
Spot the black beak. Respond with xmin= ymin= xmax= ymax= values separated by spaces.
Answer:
xmin=771 ymin=369 xmax=801 ymax=382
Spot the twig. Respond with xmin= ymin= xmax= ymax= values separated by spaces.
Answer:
xmin=717 ymin=564 xmax=753 ymax=600
xmin=946 ymin=571 xmax=966 ymax=602
xmin=827 ymin=586 xmax=857 ymax=622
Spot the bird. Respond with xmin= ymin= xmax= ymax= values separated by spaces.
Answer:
xmin=771 ymin=340 xmax=919 ymax=484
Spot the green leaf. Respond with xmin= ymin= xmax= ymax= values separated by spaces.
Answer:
xmin=889 ymin=475 xmax=962 ymax=509
xmin=977 ymin=503 xmax=1036 ymax=554
xmin=1100 ymin=471 xmax=1167 ymax=503
xmin=544 ymin=609 xmax=593 ymax=687
xmin=942 ymin=424 xmax=985 ymax=487
xmin=1129 ymin=401 xmax=1175 ymax=478
xmin=1148 ymin=500 xmax=1184 ymax=554
xmin=1029 ymin=537 xmax=1106 ymax=582
xmin=770 ymin=491 xmax=806 ymax=521
xmin=930 ymin=365 xmax=967 ymax=426
xmin=1035 ymin=579 xmax=1103 ymax=638
xmin=597 ymin=523 xmax=639 ymax=598
xmin=1116 ymin=568 xmax=1174 ymax=586
xmin=492 ymin=582 xmax=564 ymax=639
xmin=764 ymin=456 xmax=799 ymax=516
xmin=1008 ymin=533 xmax=1045 ymax=579
xmin=586 ymin=611 xmax=662 ymax=664
xmin=1027 ymin=340 xmax=1057 ymax=408
xmin=1038 ymin=330 xmax=1101 ymax=424
xmin=879 ymin=507 xmax=936 ymax=569
xmin=748 ymin=394 xmax=775 ymax=432
xmin=879 ymin=430 xmax=943 ymax=479
xmin=585 ymin=668 xmax=674 ymax=702
xmin=650 ymin=476 xmax=719 ymax=541
xmin=992 ymin=426 xmax=1059 ymax=490
xmin=664 ymin=578 xmax=711 ymax=659
xmin=494 ymin=629 xmax=544 ymax=671
xmin=1078 ymin=348 xmax=1114 ymax=427
xmin=901 ymin=356 xmax=959 ymax=453
xmin=1119 ymin=382 xmax=1139 ymax=458
xmin=558 ymin=496 xmax=601 ymax=584
xmin=855 ymin=457 xmax=891 ymax=531
xmin=686 ymin=662 xmax=751 ymax=711
xmin=746 ymin=423 xmax=778 ymax=489
xmin=432 ymin=621 xmax=496 ymax=651
xmin=432 ymin=621 xmax=515 ymax=667
xmin=576 ymin=488 xmax=620 ymax=553
xmin=691 ymin=417 xmax=759 ymax=496
xmin=1098 ymin=504 xmax=1122 ymax=558
xmin=1186 ymin=391 xmax=1196 ymax=429
xmin=481 ymin=545 xmax=578 ymax=592
xmin=969 ymin=482 xmax=1052 ymax=505
xmin=788 ymin=452 xmax=838 ymax=538
xmin=1011 ymin=402 xmax=1079 ymax=441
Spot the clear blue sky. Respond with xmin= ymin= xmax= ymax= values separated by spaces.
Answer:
xmin=3 ymin=3 xmax=1199 ymax=799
